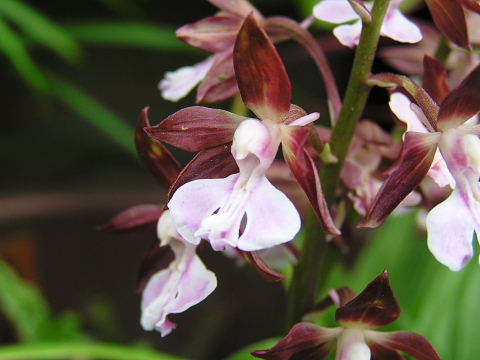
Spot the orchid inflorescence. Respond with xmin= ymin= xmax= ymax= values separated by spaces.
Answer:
xmin=101 ymin=0 xmax=480 ymax=358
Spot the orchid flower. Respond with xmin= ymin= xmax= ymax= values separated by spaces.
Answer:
xmin=361 ymin=57 xmax=480 ymax=271
xmin=252 ymin=271 xmax=440 ymax=360
xmin=146 ymin=15 xmax=340 ymax=253
xmin=313 ymin=0 xmax=422 ymax=48
xmin=158 ymin=0 xmax=263 ymax=103
xmin=140 ymin=210 xmax=217 ymax=337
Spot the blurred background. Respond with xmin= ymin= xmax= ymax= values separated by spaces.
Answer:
xmin=2 ymin=1 xmax=479 ymax=359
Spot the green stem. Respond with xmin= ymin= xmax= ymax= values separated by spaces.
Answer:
xmin=285 ymin=0 xmax=390 ymax=328
xmin=0 ymin=342 xmax=183 ymax=360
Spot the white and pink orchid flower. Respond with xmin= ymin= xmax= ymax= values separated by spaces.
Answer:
xmin=313 ymin=0 xmax=422 ymax=48
xmin=361 ymin=58 xmax=480 ymax=271
xmin=253 ymin=272 xmax=441 ymax=360
xmin=140 ymin=210 xmax=217 ymax=336
xmin=146 ymin=15 xmax=340 ymax=253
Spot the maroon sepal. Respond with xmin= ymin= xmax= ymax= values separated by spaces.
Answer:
xmin=176 ymin=15 xmax=241 ymax=53
xmin=207 ymin=0 xmax=263 ymax=20
xmin=336 ymin=271 xmax=400 ymax=328
xmin=168 ymin=144 xmax=238 ymax=198
xmin=136 ymin=242 xmax=174 ymax=293
xmin=144 ymin=106 xmax=245 ymax=152
xmin=359 ymin=132 xmax=439 ymax=228
xmin=196 ymin=52 xmax=239 ymax=104
xmin=252 ymin=322 xmax=334 ymax=360
xmin=374 ymin=331 xmax=441 ymax=360
xmin=241 ymin=250 xmax=285 ymax=282
xmin=458 ymin=0 xmax=480 ymax=14
xmin=98 ymin=204 xmax=164 ymax=233
xmin=282 ymin=126 xmax=340 ymax=235
xmin=135 ymin=107 xmax=182 ymax=188
xmin=368 ymin=73 xmax=439 ymax=130
xmin=234 ymin=14 xmax=291 ymax=122
xmin=368 ymin=343 xmax=405 ymax=360
xmin=422 ymin=55 xmax=450 ymax=104
xmin=425 ymin=0 xmax=470 ymax=49
xmin=437 ymin=63 xmax=480 ymax=130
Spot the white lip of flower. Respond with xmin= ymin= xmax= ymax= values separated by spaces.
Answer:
xmin=337 ymin=328 xmax=371 ymax=360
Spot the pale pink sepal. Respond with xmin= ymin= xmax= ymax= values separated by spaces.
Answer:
xmin=426 ymin=189 xmax=475 ymax=271
xmin=313 ymin=0 xmax=359 ymax=24
xmin=389 ymin=93 xmax=428 ymax=133
xmin=159 ymin=56 xmax=215 ymax=102
xmin=140 ymin=241 xmax=217 ymax=335
xmin=333 ymin=21 xmax=363 ymax=48
xmin=381 ymin=9 xmax=422 ymax=44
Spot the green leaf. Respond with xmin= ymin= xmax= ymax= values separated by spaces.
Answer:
xmin=0 ymin=260 xmax=50 ymax=341
xmin=0 ymin=0 xmax=80 ymax=62
xmin=0 ymin=17 xmax=48 ymax=91
xmin=66 ymin=21 xmax=198 ymax=53
xmin=225 ymin=338 xmax=280 ymax=360
xmin=0 ymin=342 xmax=184 ymax=360
xmin=47 ymin=73 xmax=136 ymax=156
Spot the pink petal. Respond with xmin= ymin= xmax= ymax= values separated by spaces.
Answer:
xmin=158 ymin=57 xmax=215 ymax=102
xmin=381 ymin=9 xmax=422 ymax=43
xmin=426 ymin=189 xmax=475 ymax=271
xmin=239 ymin=176 xmax=301 ymax=251
xmin=333 ymin=21 xmax=363 ymax=48
xmin=313 ymin=0 xmax=360 ymax=24
xmin=140 ymin=242 xmax=217 ymax=335
xmin=157 ymin=318 xmax=176 ymax=337
xmin=389 ymin=93 xmax=428 ymax=133
xmin=208 ymin=0 xmax=262 ymax=20
xmin=168 ymin=174 xmax=238 ymax=245
xmin=169 ymin=252 xmax=217 ymax=312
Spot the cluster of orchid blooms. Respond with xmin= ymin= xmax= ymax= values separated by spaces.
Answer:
xmin=101 ymin=0 xmax=480 ymax=358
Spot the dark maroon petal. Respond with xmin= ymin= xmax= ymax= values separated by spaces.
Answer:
xmin=136 ymin=242 xmax=175 ymax=293
xmin=168 ymin=144 xmax=238 ymax=199
xmin=252 ymin=322 xmax=335 ymax=360
xmin=282 ymin=126 xmax=340 ymax=236
xmin=369 ymin=343 xmax=405 ymax=360
xmin=196 ymin=52 xmax=239 ymax=104
xmin=241 ymin=250 xmax=285 ymax=282
xmin=144 ymin=106 xmax=245 ymax=152
xmin=425 ymin=0 xmax=470 ymax=49
xmin=98 ymin=204 xmax=164 ymax=233
xmin=359 ymin=132 xmax=439 ymax=228
xmin=135 ymin=107 xmax=182 ymax=188
xmin=234 ymin=14 xmax=291 ymax=122
xmin=375 ymin=331 xmax=441 ymax=360
xmin=207 ymin=0 xmax=262 ymax=20
xmin=422 ymin=55 xmax=450 ymax=104
xmin=368 ymin=73 xmax=439 ymax=130
xmin=458 ymin=0 xmax=480 ymax=14
xmin=176 ymin=15 xmax=241 ymax=53
xmin=336 ymin=271 xmax=400 ymax=328
xmin=437 ymin=63 xmax=480 ymax=130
